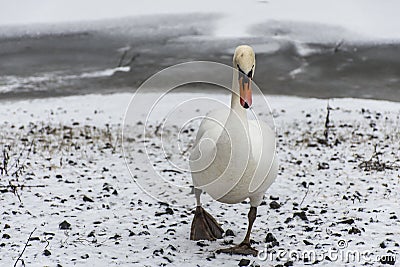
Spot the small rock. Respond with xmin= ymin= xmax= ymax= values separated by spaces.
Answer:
xmin=153 ymin=248 xmax=164 ymax=256
xmin=270 ymin=201 xmax=281 ymax=209
xmin=284 ymin=261 xmax=294 ymax=267
xmin=43 ymin=249 xmax=51 ymax=256
xmin=81 ymin=254 xmax=89 ymax=259
xmin=59 ymin=220 xmax=71 ymax=230
xmin=225 ymin=229 xmax=235 ymax=237
xmin=303 ymin=240 xmax=313 ymax=246
xmin=238 ymin=258 xmax=250 ymax=266
xmin=138 ymin=231 xmax=150 ymax=236
xmin=284 ymin=217 xmax=292 ymax=223
xmin=304 ymin=226 xmax=313 ymax=232
xmin=163 ymin=256 xmax=173 ymax=263
xmin=109 ymin=234 xmax=121 ymax=240
xmin=44 ymin=232 xmax=55 ymax=236
xmin=265 ymin=233 xmax=277 ymax=243
xmin=87 ymin=231 xmax=95 ymax=238
xmin=165 ymin=207 xmax=174 ymax=215
xmin=338 ymin=218 xmax=354 ymax=225
xmin=318 ymin=162 xmax=330 ymax=170
xmin=2 ymin=234 xmax=10 ymax=239
xmin=349 ymin=227 xmax=361 ymax=234
xmin=155 ymin=207 xmax=174 ymax=216
xmin=293 ymin=211 xmax=308 ymax=221
xmin=167 ymin=244 xmax=177 ymax=251
xmin=83 ymin=195 xmax=94 ymax=202
xmin=196 ymin=241 xmax=207 ymax=247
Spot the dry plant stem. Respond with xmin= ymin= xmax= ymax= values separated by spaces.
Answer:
xmin=7 ymin=140 xmax=33 ymax=174
xmin=300 ymin=184 xmax=310 ymax=207
xmin=9 ymin=181 xmax=22 ymax=203
xmin=2 ymin=146 xmax=10 ymax=175
xmin=324 ymin=102 xmax=331 ymax=144
xmin=14 ymin=227 xmax=36 ymax=267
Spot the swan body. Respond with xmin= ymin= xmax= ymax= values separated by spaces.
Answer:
xmin=189 ymin=46 xmax=278 ymax=207
xmin=189 ymin=45 xmax=278 ymax=255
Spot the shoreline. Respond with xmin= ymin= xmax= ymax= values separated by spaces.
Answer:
xmin=2 ymin=87 xmax=400 ymax=105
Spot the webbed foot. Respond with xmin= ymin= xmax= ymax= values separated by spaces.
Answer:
xmin=216 ymin=242 xmax=258 ymax=256
xmin=190 ymin=206 xmax=224 ymax=241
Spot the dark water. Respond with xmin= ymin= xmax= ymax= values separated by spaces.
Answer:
xmin=0 ymin=14 xmax=399 ymax=101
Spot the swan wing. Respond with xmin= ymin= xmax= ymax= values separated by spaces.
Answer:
xmin=248 ymin=120 xmax=278 ymax=193
xmin=190 ymin=108 xmax=230 ymax=188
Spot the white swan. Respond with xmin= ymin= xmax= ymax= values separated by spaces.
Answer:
xmin=189 ymin=45 xmax=278 ymax=256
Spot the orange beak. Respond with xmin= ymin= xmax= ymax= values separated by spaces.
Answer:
xmin=239 ymin=76 xmax=252 ymax=109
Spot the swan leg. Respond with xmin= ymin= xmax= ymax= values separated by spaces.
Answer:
xmin=217 ymin=206 xmax=258 ymax=256
xmin=190 ymin=188 xmax=224 ymax=241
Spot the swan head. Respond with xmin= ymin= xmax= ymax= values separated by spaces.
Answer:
xmin=233 ymin=45 xmax=255 ymax=109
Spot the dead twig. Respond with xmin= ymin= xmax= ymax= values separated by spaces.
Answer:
xmin=300 ymin=184 xmax=310 ymax=207
xmin=333 ymin=39 xmax=344 ymax=53
xmin=124 ymin=53 xmax=138 ymax=67
xmin=117 ymin=50 xmax=128 ymax=67
xmin=7 ymin=140 xmax=34 ymax=174
xmin=324 ymin=102 xmax=331 ymax=143
xmin=14 ymin=227 xmax=36 ymax=267
xmin=1 ymin=145 xmax=10 ymax=175
xmin=8 ymin=181 xmax=22 ymax=203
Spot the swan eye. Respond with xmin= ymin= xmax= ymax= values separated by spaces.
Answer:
xmin=247 ymin=69 xmax=253 ymax=78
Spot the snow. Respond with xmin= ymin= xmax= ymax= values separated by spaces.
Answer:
xmin=0 ymin=92 xmax=399 ymax=266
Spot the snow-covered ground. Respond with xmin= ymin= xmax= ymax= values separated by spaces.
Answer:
xmin=0 ymin=92 xmax=398 ymax=266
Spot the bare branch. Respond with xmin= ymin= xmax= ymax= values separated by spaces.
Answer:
xmin=333 ymin=39 xmax=344 ymax=53
xmin=117 ymin=50 xmax=128 ymax=67
xmin=124 ymin=53 xmax=138 ymax=67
